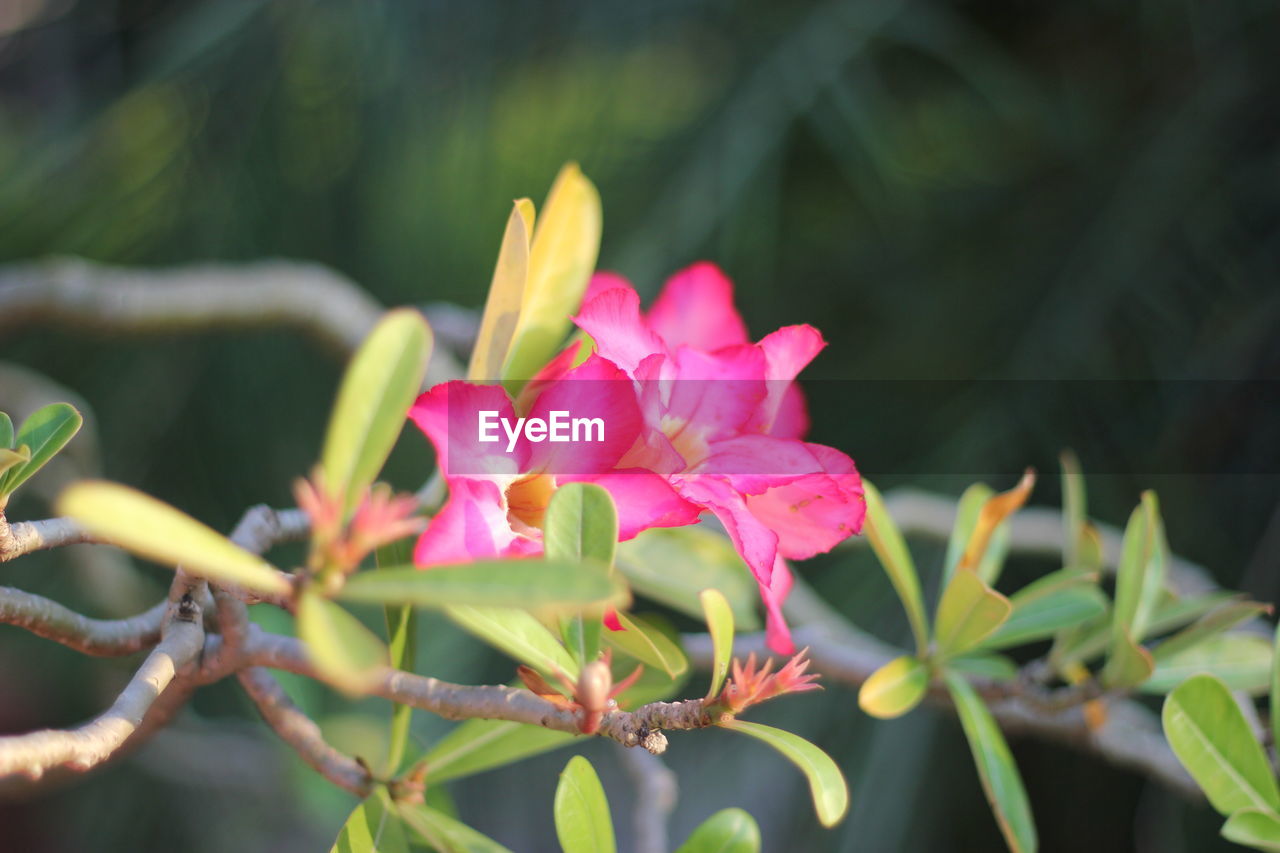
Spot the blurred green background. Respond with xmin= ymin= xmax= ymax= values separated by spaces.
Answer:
xmin=1 ymin=0 xmax=1277 ymax=850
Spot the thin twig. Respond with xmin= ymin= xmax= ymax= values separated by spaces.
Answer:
xmin=0 ymin=586 xmax=165 ymax=656
xmin=0 ymin=515 xmax=95 ymax=562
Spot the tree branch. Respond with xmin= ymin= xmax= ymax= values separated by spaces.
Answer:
xmin=237 ymin=667 xmax=373 ymax=797
xmin=0 ymin=597 xmax=205 ymax=781
xmin=0 ymin=515 xmax=95 ymax=562
xmin=0 ymin=586 xmax=165 ymax=656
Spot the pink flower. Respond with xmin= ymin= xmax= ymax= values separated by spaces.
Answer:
xmin=572 ymin=263 xmax=866 ymax=654
xmin=408 ymin=353 xmax=700 ymax=565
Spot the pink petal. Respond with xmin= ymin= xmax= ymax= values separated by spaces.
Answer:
xmin=573 ymin=284 xmax=666 ymax=375
xmin=568 ymin=470 xmax=703 ymax=539
xmin=647 ymin=262 xmax=750 ymax=352
xmin=659 ymin=345 xmax=768 ymax=447
xmin=753 ymin=325 xmax=826 ymax=433
xmin=584 ymin=271 xmax=633 ymax=302
xmin=744 ymin=444 xmax=865 ymax=560
xmin=414 ymin=478 xmax=526 ymax=565
xmin=524 ymin=354 xmax=643 ymax=474
xmin=768 ymin=384 xmax=810 ymax=440
xmin=676 ymin=476 xmax=779 ymax=583
xmin=760 ymin=555 xmax=796 ymax=655
xmin=694 ymin=434 xmax=827 ymax=495
xmin=409 ymin=382 xmax=527 ymax=478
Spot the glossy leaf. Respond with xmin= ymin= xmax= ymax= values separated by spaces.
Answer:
xmin=0 ymin=446 xmax=29 ymax=479
xmin=1162 ymin=673 xmax=1280 ymax=816
xmin=1 ymin=403 xmax=83 ymax=496
xmin=943 ymin=482 xmax=993 ymax=584
xmin=339 ymin=561 xmax=624 ymax=611
xmin=545 ymin=483 xmax=619 ymax=664
xmin=468 ymin=198 xmax=534 ymax=381
xmin=331 ymin=787 xmax=409 ymax=853
xmin=446 ymin=605 xmax=579 ymax=679
xmin=863 ymin=480 xmax=929 ymax=655
xmin=718 ymin=719 xmax=849 ymax=828
xmin=859 ymin=655 xmax=928 ymax=719
xmin=947 ymin=653 xmax=1019 ymax=682
xmin=616 ymin=527 xmax=759 ymax=629
xmin=1144 ymin=634 xmax=1272 ymax=695
xmin=1222 ymin=809 xmax=1280 ymax=852
xmin=981 ymin=586 xmax=1108 ymax=651
xmin=945 ymin=672 xmax=1038 ymax=853
xmin=604 ymin=611 xmax=687 ymax=679
xmin=0 ymin=411 xmax=12 ymax=448
xmin=1153 ymin=601 xmax=1271 ymax=661
xmin=1110 ymin=492 xmax=1168 ymax=644
xmin=675 ymin=808 xmax=761 ymax=853
xmin=700 ymin=587 xmax=735 ymax=700
xmin=377 ymin=537 xmax=415 ymax=775
xmin=502 ymin=164 xmax=602 ymax=389
xmin=398 ymin=802 xmax=513 ymax=853
xmin=934 ymin=569 xmax=1012 ymax=660
xmin=952 ymin=469 xmax=1035 ymax=584
xmin=56 ymin=480 xmax=290 ymax=597
xmin=321 ymin=308 xmax=433 ymax=518
xmin=416 ymin=719 xmax=577 ymax=784
xmin=1060 ymin=450 xmax=1086 ymax=568
xmin=297 ymin=590 xmax=388 ymax=694
xmin=1101 ymin=629 xmax=1155 ymax=689
xmin=1009 ymin=567 xmax=1099 ymax=603
xmin=554 ymin=756 xmax=616 ymax=853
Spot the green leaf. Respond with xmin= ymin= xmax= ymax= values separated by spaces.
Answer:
xmin=943 ymin=482 xmax=994 ymax=585
xmin=1272 ymin=622 xmax=1280 ymax=758
xmin=554 ymin=756 xmax=616 ymax=853
xmin=616 ymin=527 xmax=760 ymax=629
xmin=545 ymin=483 xmax=619 ymax=665
xmin=934 ymin=569 xmax=1012 ymax=660
xmin=858 ymin=655 xmax=928 ymax=719
xmin=717 ymin=719 xmax=849 ymax=828
xmin=1008 ymin=567 xmax=1099 ymax=603
xmin=321 ymin=308 xmax=433 ymax=519
xmin=416 ymin=719 xmax=578 ymax=784
xmin=339 ymin=561 xmax=625 ymax=612
xmin=502 ymin=163 xmax=602 ymax=390
xmin=1222 ymin=809 xmax=1280 ymax=852
xmin=1052 ymin=591 xmax=1231 ymax=671
xmin=468 ymin=198 xmax=534 ymax=381
xmin=1153 ymin=601 xmax=1271 ymax=661
xmin=1111 ymin=492 xmax=1168 ymax=644
xmin=446 ymin=605 xmax=579 ymax=679
xmin=56 ymin=480 xmax=291 ymax=597
xmin=947 ymin=471 xmax=1035 ymax=586
xmin=297 ymin=589 xmax=389 ymax=694
xmin=944 ymin=672 xmax=1038 ymax=853
xmin=675 ymin=808 xmax=761 ymax=853
xmin=0 ymin=411 xmax=12 ymax=448
xmin=0 ymin=445 xmax=30 ymax=479
xmin=398 ymin=802 xmax=513 ymax=853
xmin=700 ymin=587 xmax=734 ymax=700
xmin=331 ymin=787 xmax=409 ymax=853
xmin=377 ymin=537 xmax=415 ymax=776
xmin=1144 ymin=634 xmax=1272 ymax=695
xmin=947 ymin=653 xmax=1019 ymax=682
xmin=1060 ymin=450 xmax=1086 ymax=568
xmin=1162 ymin=673 xmax=1280 ymax=816
xmin=1101 ymin=629 xmax=1155 ymax=689
xmin=604 ymin=611 xmax=688 ymax=679
xmin=1 ymin=403 xmax=82 ymax=496
xmin=981 ymin=586 xmax=1108 ymax=651
xmin=863 ymin=480 xmax=929 ymax=656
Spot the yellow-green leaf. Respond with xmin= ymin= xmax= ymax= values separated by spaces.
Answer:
xmin=718 ymin=719 xmax=849 ymax=827
xmin=1272 ymin=621 xmax=1280 ymax=756
xmin=321 ymin=308 xmax=433 ymax=519
xmin=468 ymin=198 xmax=535 ymax=381
xmin=1222 ymin=809 xmax=1280 ymax=852
xmin=0 ymin=445 xmax=30 ymax=478
xmin=56 ymin=480 xmax=290 ymax=597
xmin=446 ymin=605 xmax=578 ymax=679
xmin=416 ymin=719 xmax=578 ymax=784
xmin=617 ymin=527 xmax=759 ymax=629
xmin=331 ymin=787 xmax=409 ymax=853
xmin=1111 ymin=492 xmax=1168 ymax=643
xmin=1144 ymin=634 xmax=1272 ymax=695
xmin=700 ymin=587 xmax=734 ymax=700
xmin=0 ymin=411 xmax=12 ymax=448
xmin=859 ymin=655 xmax=928 ymax=719
xmin=545 ymin=483 xmax=620 ymax=665
xmin=944 ymin=672 xmax=1038 ymax=853
xmin=934 ymin=569 xmax=1012 ymax=660
xmin=339 ymin=560 xmax=625 ymax=612
xmin=1060 ymin=450 xmax=1087 ymax=568
xmin=982 ymin=585 xmax=1107 ymax=651
xmin=953 ymin=469 xmax=1035 ymax=585
xmin=1153 ymin=601 xmax=1271 ymax=661
xmin=554 ymin=756 xmax=616 ymax=853
xmin=604 ymin=611 xmax=687 ymax=679
xmin=502 ymin=164 xmax=602 ymax=390
xmin=1163 ymin=673 xmax=1280 ymax=816
xmin=1101 ymin=628 xmax=1154 ymax=688
xmin=943 ymin=482 xmax=993 ymax=584
xmin=297 ymin=589 xmax=389 ymax=694
xmin=675 ymin=808 xmax=761 ymax=853
xmin=1 ymin=403 xmax=83 ymax=496
xmin=397 ymin=802 xmax=512 ymax=853
xmin=863 ymin=480 xmax=928 ymax=655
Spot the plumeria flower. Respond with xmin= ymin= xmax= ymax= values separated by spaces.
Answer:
xmin=408 ymin=353 xmax=700 ymax=565
xmin=570 ymin=263 xmax=866 ymax=654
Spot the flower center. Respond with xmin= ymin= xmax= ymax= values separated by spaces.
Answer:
xmin=660 ymin=414 xmax=709 ymax=468
xmin=506 ymin=473 xmax=556 ymax=531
